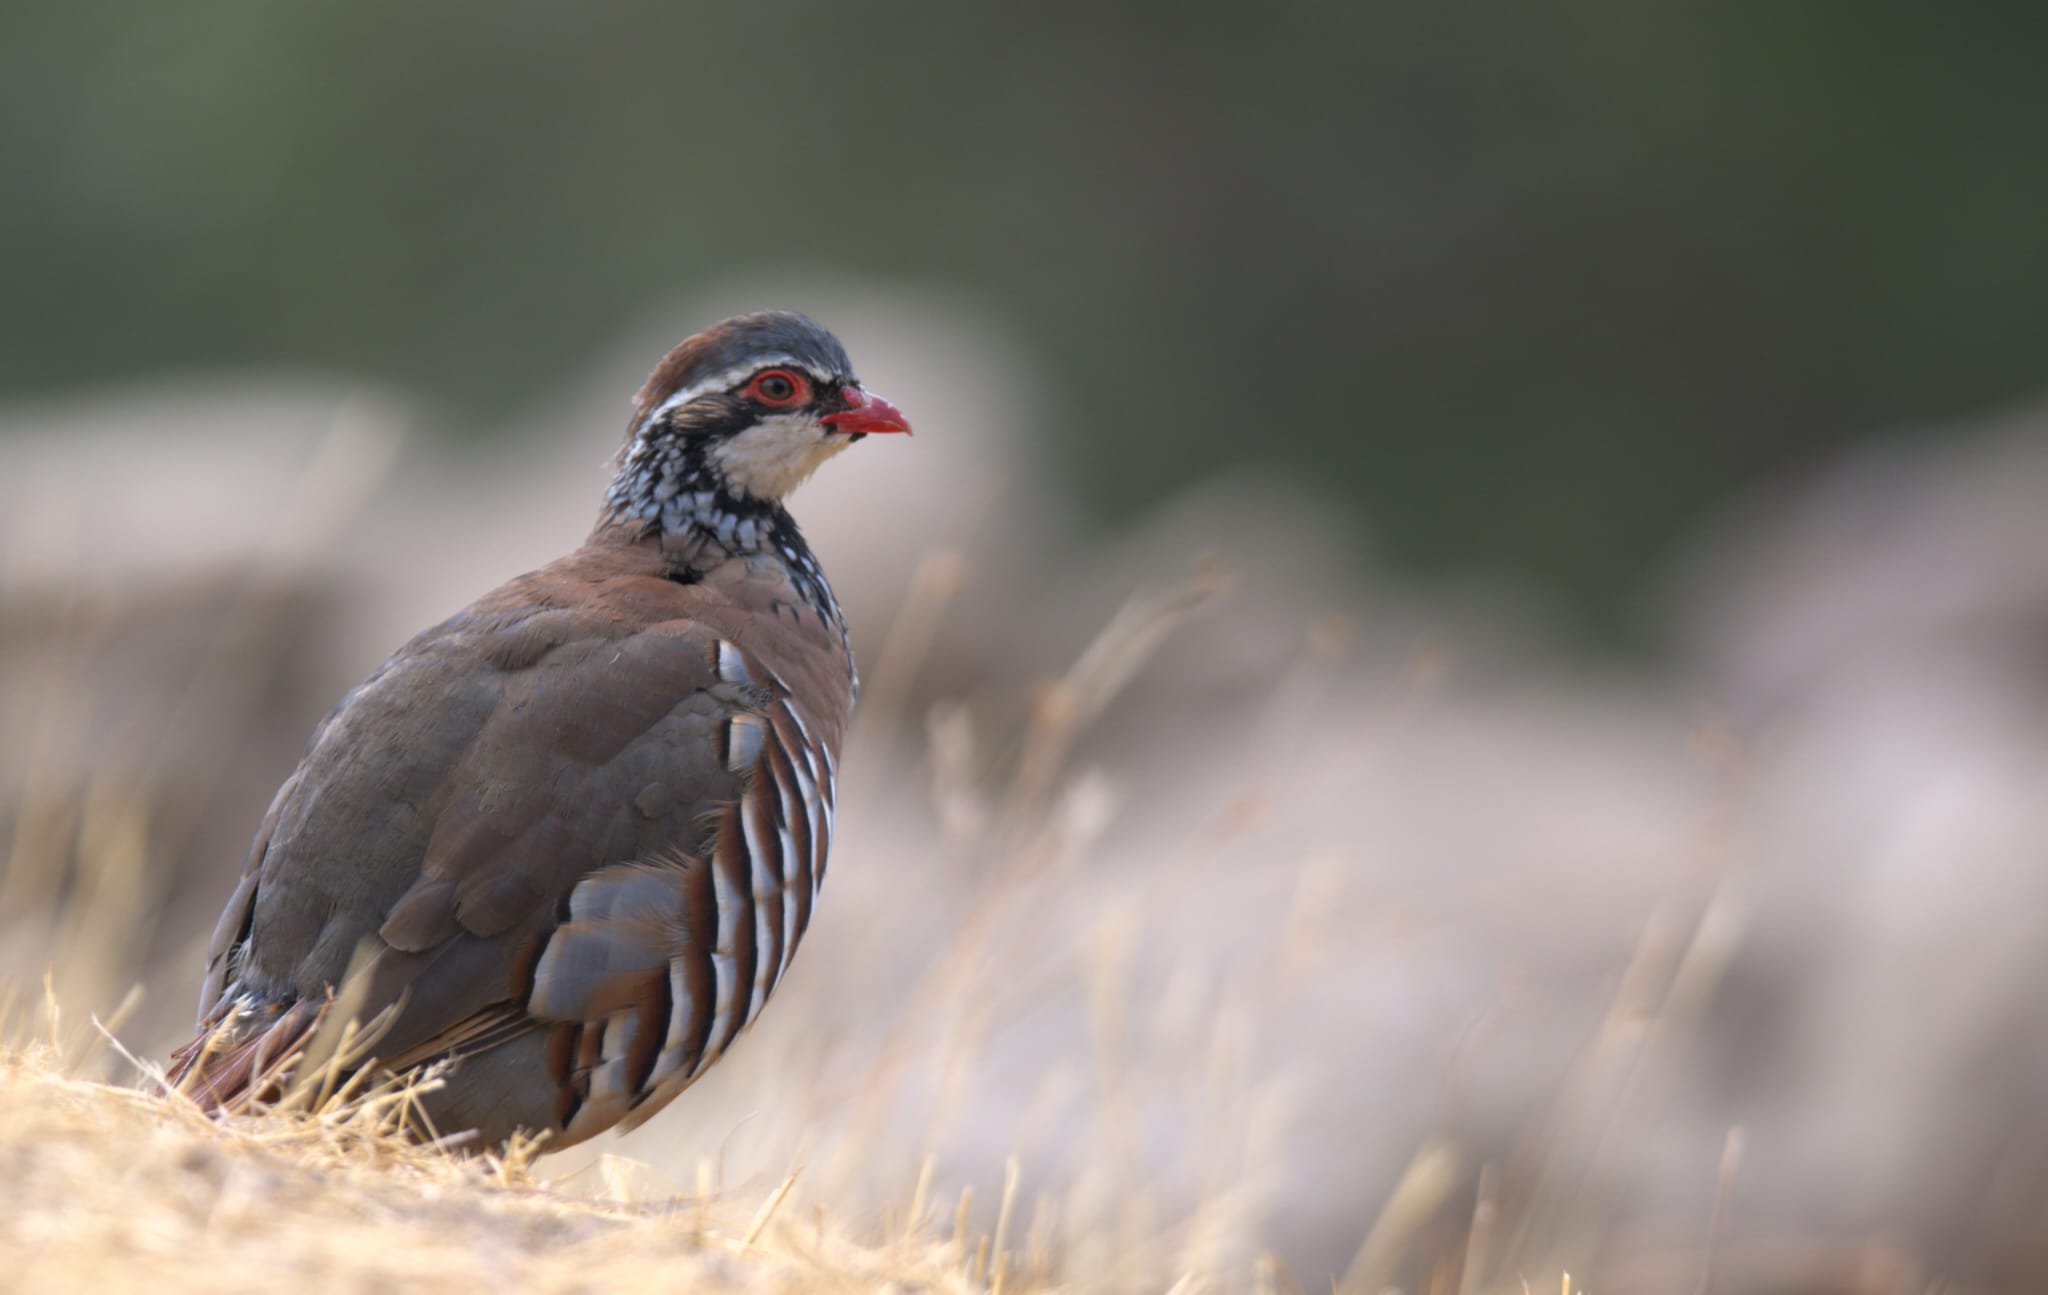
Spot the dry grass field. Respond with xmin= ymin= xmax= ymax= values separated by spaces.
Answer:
xmin=5 ymin=299 xmax=2048 ymax=1292
xmin=0 ymin=1037 xmax=988 ymax=1294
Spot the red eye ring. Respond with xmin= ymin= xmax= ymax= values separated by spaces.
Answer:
xmin=746 ymin=368 xmax=809 ymax=407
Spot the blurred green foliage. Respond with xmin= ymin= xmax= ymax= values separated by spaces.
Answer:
xmin=5 ymin=3 xmax=2047 ymax=637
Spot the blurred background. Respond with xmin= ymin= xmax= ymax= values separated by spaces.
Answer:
xmin=5 ymin=4 xmax=2048 ymax=1292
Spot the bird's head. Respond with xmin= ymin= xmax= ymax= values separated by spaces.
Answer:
xmin=609 ymin=312 xmax=910 ymax=529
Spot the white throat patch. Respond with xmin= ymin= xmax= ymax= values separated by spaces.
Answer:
xmin=707 ymin=412 xmax=851 ymax=501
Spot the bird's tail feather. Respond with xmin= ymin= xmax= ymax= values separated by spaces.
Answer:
xmin=164 ymin=992 xmax=332 ymax=1112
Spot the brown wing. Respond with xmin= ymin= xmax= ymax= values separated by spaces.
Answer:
xmin=192 ymin=541 xmax=849 ymax=1143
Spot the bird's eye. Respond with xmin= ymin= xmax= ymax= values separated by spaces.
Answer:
xmin=747 ymin=369 xmax=807 ymax=406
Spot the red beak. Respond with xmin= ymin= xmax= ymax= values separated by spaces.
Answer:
xmin=821 ymin=387 xmax=912 ymax=436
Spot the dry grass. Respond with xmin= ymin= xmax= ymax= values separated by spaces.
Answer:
xmin=0 ymin=1032 xmax=998 ymax=1295
xmin=0 ymin=908 xmax=1933 ymax=1295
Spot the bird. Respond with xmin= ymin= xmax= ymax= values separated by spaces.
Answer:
xmin=164 ymin=310 xmax=910 ymax=1150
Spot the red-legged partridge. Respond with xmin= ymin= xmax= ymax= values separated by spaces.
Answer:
xmin=167 ymin=311 xmax=909 ymax=1149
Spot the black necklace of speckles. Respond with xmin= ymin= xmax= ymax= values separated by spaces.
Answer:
xmin=606 ymin=415 xmax=848 ymax=637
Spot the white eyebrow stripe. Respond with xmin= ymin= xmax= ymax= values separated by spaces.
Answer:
xmin=644 ymin=357 xmax=839 ymax=425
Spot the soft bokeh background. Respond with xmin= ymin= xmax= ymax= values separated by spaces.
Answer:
xmin=5 ymin=6 xmax=2048 ymax=1292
